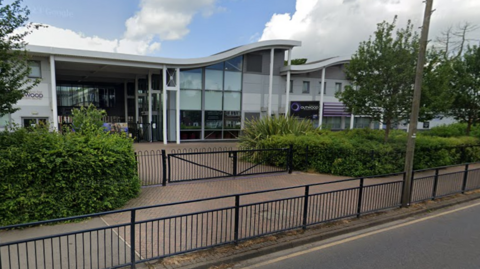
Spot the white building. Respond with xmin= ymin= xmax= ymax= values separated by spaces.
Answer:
xmin=0 ymin=40 xmax=452 ymax=142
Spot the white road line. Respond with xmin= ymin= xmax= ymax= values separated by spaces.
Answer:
xmin=241 ymin=201 xmax=480 ymax=269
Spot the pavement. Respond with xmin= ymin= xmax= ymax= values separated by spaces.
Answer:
xmin=2 ymin=151 xmax=480 ymax=269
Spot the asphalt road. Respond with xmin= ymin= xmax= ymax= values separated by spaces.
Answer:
xmin=237 ymin=201 xmax=480 ymax=269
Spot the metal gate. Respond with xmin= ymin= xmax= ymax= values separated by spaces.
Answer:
xmin=167 ymin=148 xmax=291 ymax=183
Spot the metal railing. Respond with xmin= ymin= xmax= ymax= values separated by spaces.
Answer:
xmin=168 ymin=147 xmax=291 ymax=183
xmin=135 ymin=147 xmax=292 ymax=185
xmin=3 ymin=162 xmax=479 ymax=269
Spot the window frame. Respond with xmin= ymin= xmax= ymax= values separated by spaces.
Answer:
xmin=335 ymin=82 xmax=343 ymax=94
xmin=302 ymin=81 xmax=310 ymax=94
xmin=28 ymin=61 xmax=42 ymax=78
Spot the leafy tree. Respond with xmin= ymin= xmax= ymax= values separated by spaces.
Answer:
xmin=336 ymin=17 xmax=418 ymax=142
xmin=448 ymin=45 xmax=480 ymax=135
xmin=0 ymin=0 xmax=41 ymax=117
xmin=419 ymin=49 xmax=454 ymax=122
xmin=71 ymin=104 xmax=106 ymax=134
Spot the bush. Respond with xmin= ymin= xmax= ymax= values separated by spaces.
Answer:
xmin=249 ymin=129 xmax=480 ymax=177
xmin=239 ymin=115 xmax=317 ymax=148
xmin=0 ymin=107 xmax=140 ymax=226
xmin=422 ymin=123 xmax=480 ymax=138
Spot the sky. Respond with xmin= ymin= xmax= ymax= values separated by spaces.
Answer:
xmin=15 ymin=0 xmax=480 ymax=62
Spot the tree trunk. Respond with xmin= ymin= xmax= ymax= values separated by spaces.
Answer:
xmin=466 ymin=118 xmax=472 ymax=136
xmin=384 ymin=119 xmax=391 ymax=143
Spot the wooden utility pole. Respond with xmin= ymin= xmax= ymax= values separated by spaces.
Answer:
xmin=402 ymin=0 xmax=434 ymax=207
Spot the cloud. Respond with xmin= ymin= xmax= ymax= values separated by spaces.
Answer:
xmin=23 ymin=0 xmax=221 ymax=55
xmin=21 ymin=25 xmax=161 ymax=55
xmin=260 ymin=0 xmax=480 ymax=61
xmin=124 ymin=0 xmax=218 ymax=41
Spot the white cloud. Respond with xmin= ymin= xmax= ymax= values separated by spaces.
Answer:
xmin=260 ymin=0 xmax=480 ymax=61
xmin=21 ymin=25 xmax=161 ymax=55
xmin=124 ymin=0 xmax=218 ymax=41
xmin=22 ymin=0 xmax=221 ymax=55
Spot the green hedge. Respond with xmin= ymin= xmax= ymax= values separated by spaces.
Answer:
xmin=422 ymin=123 xmax=480 ymax=138
xmin=252 ymin=130 xmax=480 ymax=177
xmin=0 ymin=124 xmax=140 ymax=226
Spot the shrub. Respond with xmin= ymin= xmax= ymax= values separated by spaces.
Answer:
xmin=239 ymin=115 xmax=317 ymax=148
xmin=250 ymin=130 xmax=480 ymax=177
xmin=422 ymin=123 xmax=480 ymax=138
xmin=0 ymin=108 xmax=140 ymax=226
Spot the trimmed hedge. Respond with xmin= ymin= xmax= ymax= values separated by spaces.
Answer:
xmin=422 ymin=123 xmax=480 ymax=138
xmin=0 ymin=124 xmax=140 ymax=226
xmin=250 ymin=129 xmax=480 ymax=177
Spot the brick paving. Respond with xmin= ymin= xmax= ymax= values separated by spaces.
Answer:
xmin=2 ymin=143 xmax=479 ymax=269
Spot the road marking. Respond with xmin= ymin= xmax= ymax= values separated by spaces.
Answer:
xmin=241 ymin=201 xmax=480 ymax=269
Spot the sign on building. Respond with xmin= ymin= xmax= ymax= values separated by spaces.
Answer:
xmin=290 ymin=101 xmax=320 ymax=119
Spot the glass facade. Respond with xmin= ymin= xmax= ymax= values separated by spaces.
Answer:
xmin=57 ymin=84 xmax=116 ymax=108
xmin=179 ymin=56 xmax=243 ymax=140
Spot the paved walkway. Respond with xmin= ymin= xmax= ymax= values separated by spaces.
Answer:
xmin=2 ymin=163 xmax=480 ymax=269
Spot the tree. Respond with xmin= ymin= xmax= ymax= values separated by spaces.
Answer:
xmin=336 ymin=17 xmax=419 ymax=142
xmin=0 ymin=0 xmax=41 ymax=117
xmin=435 ymin=23 xmax=479 ymax=60
xmin=419 ymin=49 xmax=454 ymax=122
xmin=447 ymin=45 xmax=480 ymax=135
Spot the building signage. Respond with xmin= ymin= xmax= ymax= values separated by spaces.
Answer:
xmin=23 ymin=91 xmax=44 ymax=100
xmin=290 ymin=101 xmax=320 ymax=119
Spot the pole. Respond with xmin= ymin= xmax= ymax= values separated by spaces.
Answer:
xmin=402 ymin=0 xmax=434 ymax=207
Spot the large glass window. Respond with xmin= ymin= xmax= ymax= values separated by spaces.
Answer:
xmin=205 ymin=91 xmax=223 ymax=110
xmin=354 ymin=117 xmax=371 ymax=129
xmin=323 ymin=117 xmax=342 ymax=129
xmin=205 ymin=70 xmax=223 ymax=91
xmin=180 ymin=90 xmax=201 ymax=110
xmin=180 ymin=69 xmax=202 ymax=90
xmin=180 ymin=110 xmax=202 ymax=140
xmin=224 ymin=92 xmax=241 ymax=111
xmin=225 ymin=56 xmax=243 ymax=72
xmin=224 ymin=71 xmax=242 ymax=91
xmin=205 ymin=111 xmax=223 ymax=139
xmin=57 ymin=84 xmax=116 ymax=108
xmin=205 ymin=111 xmax=223 ymax=129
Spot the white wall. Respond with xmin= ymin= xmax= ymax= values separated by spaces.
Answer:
xmin=8 ymin=57 xmax=54 ymax=129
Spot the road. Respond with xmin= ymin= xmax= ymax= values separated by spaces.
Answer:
xmin=236 ymin=200 xmax=480 ymax=269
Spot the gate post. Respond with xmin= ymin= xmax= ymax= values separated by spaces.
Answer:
xmin=234 ymin=195 xmax=240 ymax=244
xmin=161 ymin=149 xmax=167 ymax=186
xmin=232 ymin=151 xmax=238 ymax=176
xmin=130 ymin=209 xmax=136 ymax=269
xmin=302 ymin=185 xmax=309 ymax=229
xmin=288 ymin=145 xmax=293 ymax=174
xmin=432 ymin=168 xmax=439 ymax=200
xmin=357 ymin=177 xmax=364 ymax=218
xmin=462 ymin=163 xmax=470 ymax=194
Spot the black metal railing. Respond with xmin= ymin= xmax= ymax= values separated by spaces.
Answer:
xmin=167 ymin=148 xmax=290 ymax=183
xmin=135 ymin=150 xmax=167 ymax=186
xmin=2 ymin=162 xmax=480 ymax=269
xmin=410 ymin=163 xmax=480 ymax=203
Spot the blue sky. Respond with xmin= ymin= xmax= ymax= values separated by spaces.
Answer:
xmin=22 ymin=0 xmax=296 ymax=58
xmin=17 ymin=0 xmax=480 ymax=61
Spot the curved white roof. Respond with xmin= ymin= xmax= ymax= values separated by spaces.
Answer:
xmin=280 ymin=56 xmax=350 ymax=75
xmin=27 ymin=39 xmax=301 ymax=69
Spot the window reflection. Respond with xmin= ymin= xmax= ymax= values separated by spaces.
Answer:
xmin=225 ymin=56 xmax=243 ymax=72
xmin=224 ymin=71 xmax=242 ymax=91
xmin=180 ymin=69 xmax=203 ymax=90
xmin=205 ymin=69 xmax=223 ymax=91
